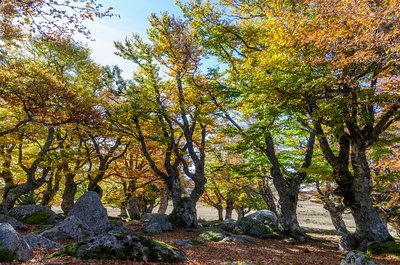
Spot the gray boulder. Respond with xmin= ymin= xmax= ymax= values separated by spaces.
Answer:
xmin=24 ymin=234 xmax=60 ymax=249
xmin=8 ymin=204 xmax=58 ymax=225
xmin=0 ymin=223 xmax=33 ymax=261
xmin=175 ymin=239 xmax=193 ymax=249
xmin=145 ymin=213 xmax=173 ymax=232
xmin=234 ymin=210 xmax=279 ymax=238
xmin=49 ymin=233 xmax=186 ymax=262
xmin=221 ymin=235 xmax=256 ymax=244
xmin=221 ymin=218 xmax=236 ymax=232
xmin=340 ymin=251 xmax=376 ymax=265
xmin=40 ymin=216 xmax=94 ymax=242
xmin=0 ymin=214 xmax=28 ymax=231
xmin=145 ymin=223 xmax=163 ymax=234
xmin=67 ymin=191 xmax=109 ymax=234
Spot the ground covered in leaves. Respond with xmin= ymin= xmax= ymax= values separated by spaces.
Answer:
xmin=12 ymin=228 xmax=399 ymax=265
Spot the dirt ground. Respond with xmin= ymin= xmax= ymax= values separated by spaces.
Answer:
xmin=40 ymin=198 xmax=400 ymax=265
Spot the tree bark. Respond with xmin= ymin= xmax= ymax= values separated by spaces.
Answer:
xmin=61 ymin=173 xmax=78 ymax=214
xmin=225 ymin=199 xmax=234 ymax=219
xmin=347 ymin=143 xmax=392 ymax=244
xmin=216 ymin=205 xmax=223 ymax=221
xmin=158 ymin=186 xmax=169 ymax=214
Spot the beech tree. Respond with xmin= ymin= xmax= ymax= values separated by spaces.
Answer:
xmin=114 ymin=13 xmax=215 ymax=228
xmin=182 ymin=0 xmax=398 ymax=246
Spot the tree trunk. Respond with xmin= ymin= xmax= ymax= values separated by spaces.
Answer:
xmin=158 ymin=186 xmax=169 ymax=214
xmin=216 ymin=205 xmax=223 ymax=221
xmin=324 ymin=200 xmax=349 ymax=235
xmin=41 ymin=168 xmax=62 ymax=206
xmin=346 ymin=143 xmax=392 ymax=246
xmin=125 ymin=180 xmax=141 ymax=220
xmin=127 ymin=195 xmax=141 ymax=220
xmin=225 ymin=199 xmax=234 ymax=219
xmin=1 ymin=180 xmax=36 ymax=211
xmin=170 ymin=197 xmax=197 ymax=228
xmin=61 ymin=173 xmax=77 ymax=214
xmin=276 ymin=186 xmax=304 ymax=238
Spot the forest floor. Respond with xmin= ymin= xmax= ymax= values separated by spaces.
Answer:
xmin=19 ymin=196 xmax=400 ymax=264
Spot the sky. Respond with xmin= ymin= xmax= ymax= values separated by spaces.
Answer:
xmin=77 ymin=1 xmax=184 ymax=78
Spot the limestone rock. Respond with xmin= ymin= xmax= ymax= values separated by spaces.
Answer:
xmin=340 ymin=251 xmax=376 ymax=265
xmin=0 ymin=223 xmax=33 ymax=261
xmin=67 ymin=191 xmax=109 ymax=234
xmin=234 ymin=210 xmax=279 ymax=238
xmin=8 ymin=204 xmax=58 ymax=225
xmin=145 ymin=223 xmax=163 ymax=234
xmin=24 ymin=234 xmax=60 ymax=249
xmin=0 ymin=214 xmax=28 ymax=231
xmin=144 ymin=213 xmax=173 ymax=233
xmin=49 ymin=233 xmax=186 ymax=263
xmin=40 ymin=216 xmax=94 ymax=242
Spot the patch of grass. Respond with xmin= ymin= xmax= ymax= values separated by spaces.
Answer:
xmin=23 ymin=210 xmax=52 ymax=224
xmin=367 ymin=241 xmax=400 ymax=256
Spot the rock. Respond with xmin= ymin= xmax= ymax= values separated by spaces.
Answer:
xmin=8 ymin=204 xmax=58 ymax=225
xmin=0 ymin=223 xmax=33 ymax=262
xmin=234 ymin=210 xmax=279 ymax=238
xmin=0 ymin=214 xmax=28 ymax=231
xmin=221 ymin=235 xmax=256 ymax=244
xmin=221 ymin=218 xmax=236 ymax=232
xmin=146 ymin=213 xmax=173 ymax=232
xmin=24 ymin=234 xmax=60 ymax=249
xmin=67 ymin=191 xmax=109 ymax=234
xmin=48 ymin=233 xmax=186 ymax=262
xmin=141 ymin=213 xmax=153 ymax=222
xmin=40 ymin=216 xmax=94 ymax=242
xmin=175 ymin=239 xmax=193 ymax=249
xmin=106 ymin=220 xmax=127 ymax=234
xmin=340 ymin=251 xmax=376 ymax=265
xmin=339 ymin=234 xmax=359 ymax=251
xmin=145 ymin=223 xmax=163 ymax=234
xmin=199 ymin=230 xmax=225 ymax=242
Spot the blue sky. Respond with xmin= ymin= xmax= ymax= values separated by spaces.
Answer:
xmin=78 ymin=1 xmax=184 ymax=77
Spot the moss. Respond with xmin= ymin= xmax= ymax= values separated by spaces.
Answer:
xmin=47 ymin=243 xmax=83 ymax=259
xmin=23 ymin=210 xmax=52 ymax=224
xmin=199 ymin=230 xmax=225 ymax=242
xmin=191 ymin=239 xmax=205 ymax=245
xmin=367 ymin=241 xmax=400 ymax=256
xmin=0 ymin=247 xmax=17 ymax=262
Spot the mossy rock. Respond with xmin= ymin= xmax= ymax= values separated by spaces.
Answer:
xmin=47 ymin=234 xmax=185 ymax=263
xmin=23 ymin=210 xmax=53 ymax=224
xmin=0 ymin=247 xmax=17 ymax=262
xmin=199 ymin=230 xmax=225 ymax=242
xmin=367 ymin=241 xmax=400 ymax=256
